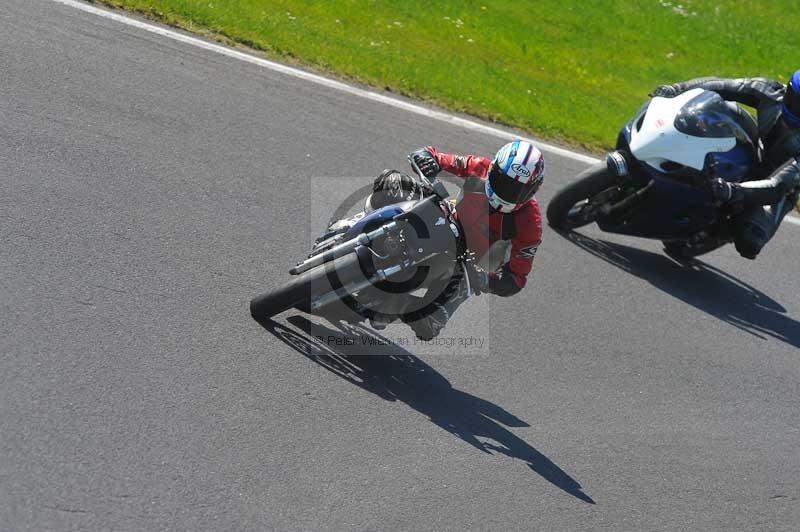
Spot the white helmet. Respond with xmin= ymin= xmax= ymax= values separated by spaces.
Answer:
xmin=486 ymin=140 xmax=545 ymax=213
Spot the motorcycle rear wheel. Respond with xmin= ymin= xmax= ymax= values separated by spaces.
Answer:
xmin=546 ymin=163 xmax=618 ymax=230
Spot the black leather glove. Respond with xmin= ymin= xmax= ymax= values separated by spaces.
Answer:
xmin=409 ymin=148 xmax=441 ymax=179
xmin=465 ymin=263 xmax=490 ymax=295
xmin=651 ymin=84 xmax=679 ymax=98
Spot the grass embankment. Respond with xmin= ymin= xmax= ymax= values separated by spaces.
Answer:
xmin=91 ymin=0 xmax=797 ymax=151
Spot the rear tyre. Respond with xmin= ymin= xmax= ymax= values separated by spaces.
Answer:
xmin=546 ymin=163 xmax=618 ymax=230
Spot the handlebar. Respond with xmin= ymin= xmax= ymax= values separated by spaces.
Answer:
xmin=407 ymin=154 xmax=449 ymax=200
xmin=407 ymin=154 xmax=434 ymax=187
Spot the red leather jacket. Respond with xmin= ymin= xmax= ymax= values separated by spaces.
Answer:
xmin=427 ymin=147 xmax=543 ymax=296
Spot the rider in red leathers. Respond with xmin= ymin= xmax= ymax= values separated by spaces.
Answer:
xmin=369 ymin=140 xmax=544 ymax=339
xmin=423 ymin=145 xmax=543 ymax=295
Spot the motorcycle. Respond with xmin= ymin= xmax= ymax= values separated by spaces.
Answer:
xmin=547 ymin=88 xmax=762 ymax=258
xmin=250 ymin=160 xmax=474 ymax=324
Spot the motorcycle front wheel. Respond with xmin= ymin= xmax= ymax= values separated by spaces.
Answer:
xmin=249 ymin=253 xmax=362 ymax=319
xmin=546 ymin=163 xmax=618 ymax=230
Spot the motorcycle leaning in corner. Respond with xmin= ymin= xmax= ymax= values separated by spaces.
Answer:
xmin=547 ymin=88 xmax=799 ymax=259
xmin=249 ymin=157 xmax=482 ymax=334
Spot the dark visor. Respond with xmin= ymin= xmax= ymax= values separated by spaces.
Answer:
xmin=488 ymin=162 xmax=541 ymax=204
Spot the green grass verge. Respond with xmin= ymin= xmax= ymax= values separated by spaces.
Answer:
xmin=90 ymin=0 xmax=797 ymax=151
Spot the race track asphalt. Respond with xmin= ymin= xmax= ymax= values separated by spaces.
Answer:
xmin=1 ymin=1 xmax=799 ymax=530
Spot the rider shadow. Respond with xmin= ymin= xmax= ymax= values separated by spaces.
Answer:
xmin=561 ymin=230 xmax=800 ymax=348
xmin=255 ymin=315 xmax=595 ymax=504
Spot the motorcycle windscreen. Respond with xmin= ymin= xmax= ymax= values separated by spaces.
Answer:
xmin=629 ymin=88 xmax=736 ymax=171
xmin=343 ymin=204 xmax=407 ymax=240
xmin=674 ymin=91 xmax=748 ymax=139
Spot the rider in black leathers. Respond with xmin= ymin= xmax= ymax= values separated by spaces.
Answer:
xmin=653 ymin=70 xmax=800 ymax=259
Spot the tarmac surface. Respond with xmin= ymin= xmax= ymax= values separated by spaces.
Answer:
xmin=2 ymin=1 xmax=799 ymax=530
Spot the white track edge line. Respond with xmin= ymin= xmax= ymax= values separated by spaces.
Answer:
xmin=51 ymin=0 xmax=800 ymax=226
xmin=51 ymin=0 xmax=599 ymax=164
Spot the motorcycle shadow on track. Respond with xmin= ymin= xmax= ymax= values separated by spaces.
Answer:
xmin=560 ymin=230 xmax=800 ymax=349
xmin=254 ymin=315 xmax=595 ymax=504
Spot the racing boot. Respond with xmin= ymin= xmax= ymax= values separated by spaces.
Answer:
xmin=368 ymin=312 xmax=396 ymax=331
xmin=402 ymin=272 xmax=470 ymax=340
xmin=404 ymin=303 xmax=450 ymax=341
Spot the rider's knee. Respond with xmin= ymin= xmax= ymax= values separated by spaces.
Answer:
xmin=734 ymin=204 xmax=777 ymax=260
xmin=734 ymin=221 xmax=769 ymax=260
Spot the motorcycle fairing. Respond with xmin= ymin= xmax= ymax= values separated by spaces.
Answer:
xmin=344 ymin=204 xmax=409 ymax=240
xmin=629 ymin=88 xmax=736 ymax=172
xmin=601 ymin=90 xmax=759 ymax=240
xmin=336 ymin=197 xmax=463 ymax=320
xmin=596 ymin=177 xmax=717 ymax=240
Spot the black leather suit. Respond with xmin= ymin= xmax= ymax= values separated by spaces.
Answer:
xmin=665 ymin=77 xmax=800 ymax=258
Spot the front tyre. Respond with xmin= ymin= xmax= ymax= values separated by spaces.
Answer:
xmin=250 ymin=253 xmax=362 ymax=320
xmin=250 ymin=271 xmax=315 ymax=319
xmin=546 ymin=163 xmax=617 ymax=230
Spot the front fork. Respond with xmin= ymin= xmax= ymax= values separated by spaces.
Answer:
xmin=309 ymin=257 xmax=409 ymax=311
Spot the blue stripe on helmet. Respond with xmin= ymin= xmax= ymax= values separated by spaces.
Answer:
xmin=521 ymin=143 xmax=533 ymax=166
xmin=503 ymin=140 xmax=520 ymax=174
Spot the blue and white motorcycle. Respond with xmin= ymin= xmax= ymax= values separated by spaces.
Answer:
xmin=547 ymin=88 xmax=760 ymax=258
